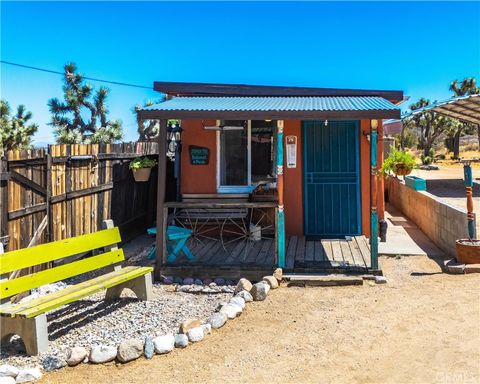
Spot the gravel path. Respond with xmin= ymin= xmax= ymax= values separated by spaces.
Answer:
xmin=0 ymin=279 xmax=231 ymax=369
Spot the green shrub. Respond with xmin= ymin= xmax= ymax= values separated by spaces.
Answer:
xmin=381 ymin=147 xmax=416 ymax=176
xmin=129 ymin=156 xmax=157 ymax=170
xmin=422 ymin=155 xmax=432 ymax=165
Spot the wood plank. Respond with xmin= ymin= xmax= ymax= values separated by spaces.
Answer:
xmin=340 ymin=240 xmax=355 ymax=266
xmin=321 ymin=240 xmax=334 ymax=263
xmin=0 ymin=227 xmax=122 ymax=274
xmin=2 ymin=266 xmax=152 ymax=318
xmin=295 ymin=236 xmax=306 ymax=264
xmin=355 ymin=236 xmax=371 ymax=268
xmin=0 ymin=249 xmax=125 ymax=299
xmin=285 ymin=236 xmax=297 ymax=269
xmin=331 ymin=241 xmax=343 ymax=262
xmin=245 ymin=238 xmax=265 ymax=264
xmin=314 ymin=240 xmax=325 ymax=262
xmin=256 ymin=239 xmax=273 ymax=265
xmin=201 ymin=240 xmax=225 ymax=264
xmin=348 ymin=238 xmax=365 ymax=267
xmin=304 ymin=241 xmax=314 ymax=262
xmin=285 ymin=274 xmax=363 ymax=287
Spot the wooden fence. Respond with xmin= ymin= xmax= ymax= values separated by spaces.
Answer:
xmin=0 ymin=142 xmax=160 ymax=252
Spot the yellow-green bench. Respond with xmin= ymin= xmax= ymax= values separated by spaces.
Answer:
xmin=0 ymin=224 xmax=153 ymax=355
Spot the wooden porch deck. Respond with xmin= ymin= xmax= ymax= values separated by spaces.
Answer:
xmin=165 ymin=235 xmax=371 ymax=271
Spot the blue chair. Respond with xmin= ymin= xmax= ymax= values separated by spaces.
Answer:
xmin=147 ymin=226 xmax=195 ymax=263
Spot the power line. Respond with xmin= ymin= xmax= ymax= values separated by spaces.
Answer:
xmin=0 ymin=60 xmax=153 ymax=90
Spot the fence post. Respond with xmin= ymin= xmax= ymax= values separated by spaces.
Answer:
xmin=0 ymin=157 xmax=8 ymax=248
xmin=46 ymin=146 xmax=53 ymax=242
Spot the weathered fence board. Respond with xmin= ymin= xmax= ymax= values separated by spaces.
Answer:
xmin=0 ymin=142 xmax=160 ymax=252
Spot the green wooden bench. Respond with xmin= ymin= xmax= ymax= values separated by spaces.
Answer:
xmin=0 ymin=223 xmax=153 ymax=356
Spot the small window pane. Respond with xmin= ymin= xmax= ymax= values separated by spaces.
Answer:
xmin=220 ymin=121 xmax=248 ymax=186
xmin=251 ymin=120 xmax=275 ymax=183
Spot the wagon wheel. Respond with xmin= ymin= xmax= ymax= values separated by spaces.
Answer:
xmin=220 ymin=208 xmax=275 ymax=262
xmin=175 ymin=209 xmax=221 ymax=251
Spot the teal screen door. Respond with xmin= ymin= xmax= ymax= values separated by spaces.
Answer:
xmin=303 ymin=120 xmax=361 ymax=237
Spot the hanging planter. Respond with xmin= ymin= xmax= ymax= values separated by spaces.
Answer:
xmin=129 ymin=157 xmax=157 ymax=182
xmin=380 ymin=148 xmax=416 ymax=178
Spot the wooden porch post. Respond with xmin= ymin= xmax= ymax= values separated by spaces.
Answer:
xmin=277 ymin=120 xmax=286 ymax=268
xmin=155 ymin=119 xmax=168 ymax=280
xmin=370 ymin=119 xmax=379 ymax=270
xmin=463 ymin=161 xmax=476 ymax=239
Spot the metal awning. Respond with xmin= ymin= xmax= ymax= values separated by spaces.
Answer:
xmin=137 ymin=96 xmax=401 ymax=120
xmin=404 ymin=94 xmax=480 ymax=126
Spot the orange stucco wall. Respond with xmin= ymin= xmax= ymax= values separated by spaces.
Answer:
xmin=180 ymin=119 xmax=217 ymax=194
xmin=179 ymin=119 xmax=384 ymax=237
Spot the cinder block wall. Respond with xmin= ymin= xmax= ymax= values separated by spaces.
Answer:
xmin=385 ymin=178 xmax=477 ymax=258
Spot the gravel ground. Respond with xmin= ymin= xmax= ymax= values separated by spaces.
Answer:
xmin=0 ymin=281 xmax=232 ymax=369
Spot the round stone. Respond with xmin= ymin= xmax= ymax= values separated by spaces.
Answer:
xmin=174 ymin=334 xmax=189 ymax=348
xmin=208 ymin=312 xmax=228 ymax=329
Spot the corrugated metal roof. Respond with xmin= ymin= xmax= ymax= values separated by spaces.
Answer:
xmin=143 ymin=96 xmax=399 ymax=112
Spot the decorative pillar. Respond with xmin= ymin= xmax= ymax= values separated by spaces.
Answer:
xmin=155 ymin=119 xmax=168 ymax=280
xmin=370 ymin=119 xmax=379 ymax=270
xmin=463 ymin=161 xmax=476 ymax=239
xmin=277 ymin=120 xmax=286 ymax=268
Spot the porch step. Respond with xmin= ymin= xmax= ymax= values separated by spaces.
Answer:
xmin=283 ymin=273 xmax=364 ymax=287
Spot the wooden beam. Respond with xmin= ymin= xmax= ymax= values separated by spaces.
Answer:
xmin=10 ymin=170 xmax=47 ymax=196
xmin=153 ymin=81 xmax=403 ymax=102
xmin=137 ymin=109 xmax=401 ymax=121
xmin=276 ymin=120 xmax=286 ymax=268
xmin=49 ymin=183 xmax=113 ymax=204
xmin=370 ymin=121 xmax=379 ymax=271
xmin=155 ymin=119 xmax=168 ymax=280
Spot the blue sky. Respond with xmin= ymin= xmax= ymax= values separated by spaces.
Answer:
xmin=1 ymin=1 xmax=479 ymax=144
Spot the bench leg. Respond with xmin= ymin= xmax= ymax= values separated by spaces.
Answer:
xmin=0 ymin=314 xmax=48 ymax=356
xmin=105 ymin=273 xmax=153 ymax=301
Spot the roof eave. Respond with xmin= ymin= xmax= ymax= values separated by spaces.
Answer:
xmin=137 ymin=109 xmax=401 ymax=120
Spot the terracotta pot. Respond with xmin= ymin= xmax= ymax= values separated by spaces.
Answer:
xmin=394 ymin=163 xmax=412 ymax=176
xmin=132 ymin=167 xmax=152 ymax=182
xmin=456 ymin=239 xmax=480 ymax=264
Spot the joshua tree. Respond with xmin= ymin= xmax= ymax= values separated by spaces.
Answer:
xmin=133 ymin=96 xmax=175 ymax=141
xmin=449 ymin=77 xmax=480 ymax=150
xmin=48 ymin=63 xmax=123 ymax=144
xmin=0 ymin=99 xmax=39 ymax=154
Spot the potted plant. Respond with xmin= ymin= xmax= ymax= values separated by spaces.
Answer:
xmin=129 ymin=156 xmax=157 ymax=182
xmin=381 ymin=147 xmax=416 ymax=177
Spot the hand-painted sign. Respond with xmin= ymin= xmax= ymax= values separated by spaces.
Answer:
xmin=286 ymin=135 xmax=297 ymax=168
xmin=189 ymin=145 xmax=209 ymax=165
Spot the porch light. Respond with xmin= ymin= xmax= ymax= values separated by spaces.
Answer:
xmin=324 ymin=120 xmax=328 ymax=126
xmin=371 ymin=119 xmax=378 ymax=130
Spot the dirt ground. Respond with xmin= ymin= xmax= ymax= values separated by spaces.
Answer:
xmin=41 ymin=256 xmax=480 ymax=384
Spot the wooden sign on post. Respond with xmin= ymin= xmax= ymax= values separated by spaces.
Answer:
xmin=189 ymin=145 xmax=209 ymax=165
xmin=286 ymin=135 xmax=297 ymax=168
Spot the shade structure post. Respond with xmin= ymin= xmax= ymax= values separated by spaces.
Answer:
xmin=276 ymin=120 xmax=286 ymax=268
xmin=155 ymin=119 xmax=168 ymax=280
xmin=370 ymin=120 xmax=379 ymax=270
xmin=463 ymin=162 xmax=476 ymax=239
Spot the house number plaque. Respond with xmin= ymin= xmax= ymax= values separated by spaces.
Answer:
xmin=286 ymin=135 xmax=297 ymax=168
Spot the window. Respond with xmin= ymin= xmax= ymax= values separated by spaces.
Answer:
xmin=217 ymin=120 xmax=275 ymax=193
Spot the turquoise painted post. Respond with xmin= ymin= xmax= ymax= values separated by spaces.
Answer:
xmin=370 ymin=127 xmax=379 ymax=270
xmin=463 ymin=163 xmax=476 ymax=239
xmin=277 ymin=121 xmax=286 ymax=268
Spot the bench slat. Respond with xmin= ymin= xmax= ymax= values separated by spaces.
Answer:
xmin=1 ymin=266 xmax=153 ymax=318
xmin=0 ymin=228 xmax=122 ymax=274
xmin=0 ymin=249 xmax=125 ymax=300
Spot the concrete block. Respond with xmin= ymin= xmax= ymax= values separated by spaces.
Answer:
xmin=443 ymin=259 xmax=465 ymax=274
xmin=465 ymin=264 xmax=480 ymax=274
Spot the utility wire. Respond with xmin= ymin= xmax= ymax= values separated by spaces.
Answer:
xmin=1 ymin=60 xmax=153 ymax=90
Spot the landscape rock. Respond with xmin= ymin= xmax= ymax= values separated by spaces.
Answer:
xmin=194 ymin=278 xmax=203 ymax=285
xmin=250 ymin=282 xmax=269 ymax=301
xmin=66 ymin=347 xmax=88 ymax=367
xmin=0 ymin=365 xmax=19 ymax=378
xmin=144 ymin=336 xmax=154 ymax=359
xmin=186 ymin=327 xmax=204 ymax=342
xmin=225 ymin=279 xmax=235 ymax=286
xmin=444 ymin=259 xmax=465 ymax=274
xmin=273 ymin=268 xmax=283 ymax=283
xmin=375 ymin=276 xmax=387 ymax=284
xmin=162 ymin=276 xmax=173 ymax=285
xmin=229 ymin=296 xmax=246 ymax=309
xmin=262 ymin=276 xmax=279 ymax=289
xmin=179 ymin=319 xmax=202 ymax=334
xmin=173 ymin=276 xmax=184 ymax=285
xmin=236 ymin=290 xmax=253 ymax=302
xmin=41 ymin=355 xmax=67 ymax=372
xmin=464 ymin=264 xmax=480 ymax=274
xmin=174 ymin=334 xmax=189 ymax=348
xmin=207 ymin=312 xmax=228 ymax=329
xmin=202 ymin=323 xmax=212 ymax=335
xmin=183 ymin=277 xmax=194 ymax=285
xmin=214 ymin=277 xmax=226 ymax=286
xmin=89 ymin=345 xmax=117 ymax=364
xmin=220 ymin=303 xmax=243 ymax=319
xmin=203 ymin=278 xmax=213 ymax=285
xmin=15 ymin=368 xmax=42 ymax=383
xmin=221 ymin=286 xmax=234 ymax=293
xmin=153 ymin=334 xmax=175 ymax=354
xmin=117 ymin=339 xmax=144 ymax=363
xmin=0 ymin=377 xmax=15 ymax=384
xmin=234 ymin=278 xmax=253 ymax=294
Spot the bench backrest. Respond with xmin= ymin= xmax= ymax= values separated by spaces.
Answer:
xmin=0 ymin=227 xmax=124 ymax=300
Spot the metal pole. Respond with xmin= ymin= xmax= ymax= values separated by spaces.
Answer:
xmin=155 ymin=119 xmax=168 ymax=280
xmin=276 ymin=120 xmax=285 ymax=268
xmin=370 ymin=121 xmax=379 ymax=270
